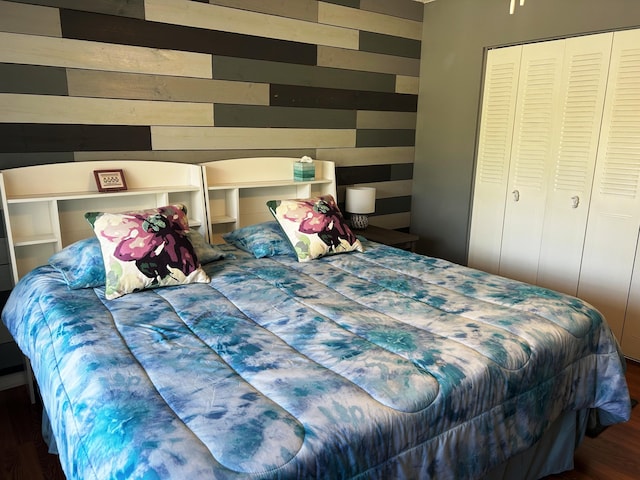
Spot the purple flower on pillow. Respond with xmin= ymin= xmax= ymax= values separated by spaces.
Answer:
xmin=282 ymin=196 xmax=357 ymax=249
xmin=102 ymin=207 xmax=198 ymax=282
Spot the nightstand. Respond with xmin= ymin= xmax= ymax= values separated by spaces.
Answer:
xmin=353 ymin=225 xmax=419 ymax=252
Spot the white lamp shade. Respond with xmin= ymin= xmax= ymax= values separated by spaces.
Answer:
xmin=345 ymin=187 xmax=376 ymax=214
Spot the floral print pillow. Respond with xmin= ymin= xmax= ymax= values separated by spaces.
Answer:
xmin=267 ymin=195 xmax=363 ymax=262
xmin=85 ymin=204 xmax=210 ymax=299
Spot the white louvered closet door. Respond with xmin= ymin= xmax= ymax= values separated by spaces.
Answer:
xmin=579 ymin=29 xmax=640 ymax=344
xmin=498 ymin=40 xmax=565 ymax=285
xmin=468 ymin=46 xmax=522 ymax=274
xmin=536 ymin=33 xmax=613 ymax=295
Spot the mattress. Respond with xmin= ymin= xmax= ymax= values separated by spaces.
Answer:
xmin=2 ymin=240 xmax=631 ymax=479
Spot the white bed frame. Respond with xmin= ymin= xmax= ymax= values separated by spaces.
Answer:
xmin=0 ymin=157 xmax=336 ymax=284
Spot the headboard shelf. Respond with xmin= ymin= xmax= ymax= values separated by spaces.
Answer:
xmin=5 ymin=185 xmax=202 ymax=203
xmin=210 ymin=214 xmax=236 ymax=225
xmin=206 ymin=178 xmax=334 ymax=191
xmin=1 ymin=161 xmax=208 ymax=284
xmin=1 ymin=158 xmax=338 ymax=281
xmin=200 ymin=157 xmax=337 ymax=243
xmin=13 ymin=234 xmax=58 ymax=248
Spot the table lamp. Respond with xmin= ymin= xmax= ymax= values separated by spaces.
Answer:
xmin=345 ymin=186 xmax=376 ymax=229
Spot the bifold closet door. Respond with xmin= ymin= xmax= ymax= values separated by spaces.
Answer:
xmin=498 ymin=39 xmax=566 ymax=285
xmin=579 ymin=28 xmax=640 ymax=342
xmin=535 ymin=33 xmax=612 ymax=295
xmin=468 ymin=46 xmax=522 ymax=274
xmin=470 ymin=33 xmax=613 ymax=296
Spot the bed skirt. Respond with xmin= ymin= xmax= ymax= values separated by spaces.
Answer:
xmin=485 ymin=409 xmax=588 ymax=479
xmin=41 ymin=405 xmax=588 ymax=479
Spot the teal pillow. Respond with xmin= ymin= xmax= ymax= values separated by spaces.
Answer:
xmin=223 ymin=221 xmax=293 ymax=258
xmin=49 ymin=237 xmax=105 ymax=289
xmin=187 ymin=229 xmax=227 ymax=265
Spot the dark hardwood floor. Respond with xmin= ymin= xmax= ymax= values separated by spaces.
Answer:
xmin=0 ymin=361 xmax=638 ymax=480
xmin=0 ymin=383 xmax=65 ymax=480
xmin=545 ymin=359 xmax=640 ymax=480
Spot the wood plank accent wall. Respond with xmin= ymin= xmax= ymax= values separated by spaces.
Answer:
xmin=0 ymin=0 xmax=422 ymax=230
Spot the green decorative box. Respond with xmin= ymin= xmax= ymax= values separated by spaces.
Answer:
xmin=294 ymin=162 xmax=315 ymax=181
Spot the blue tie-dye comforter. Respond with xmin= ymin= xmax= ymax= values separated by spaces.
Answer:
xmin=2 ymin=242 xmax=631 ymax=479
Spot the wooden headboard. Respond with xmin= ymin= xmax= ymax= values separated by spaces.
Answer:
xmin=0 ymin=157 xmax=337 ymax=283
xmin=200 ymin=157 xmax=336 ymax=244
xmin=0 ymin=160 xmax=207 ymax=284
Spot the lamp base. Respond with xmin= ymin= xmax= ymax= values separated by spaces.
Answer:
xmin=349 ymin=213 xmax=369 ymax=230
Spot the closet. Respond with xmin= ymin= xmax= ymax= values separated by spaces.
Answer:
xmin=468 ymin=28 xmax=640 ymax=359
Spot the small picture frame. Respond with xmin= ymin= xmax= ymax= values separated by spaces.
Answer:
xmin=94 ymin=169 xmax=128 ymax=192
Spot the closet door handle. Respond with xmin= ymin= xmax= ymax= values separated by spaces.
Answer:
xmin=512 ymin=190 xmax=520 ymax=202
xmin=571 ymin=196 xmax=580 ymax=209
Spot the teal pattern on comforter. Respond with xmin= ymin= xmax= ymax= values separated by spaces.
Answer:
xmin=2 ymin=241 xmax=631 ymax=479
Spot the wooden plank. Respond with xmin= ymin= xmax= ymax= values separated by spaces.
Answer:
xmin=0 ymin=0 xmax=61 ymax=37
xmin=0 ymin=124 xmax=151 ymax=153
xmin=0 ymin=94 xmax=213 ymax=126
xmin=270 ymin=84 xmax=418 ymax=112
xmin=0 ymin=64 xmax=68 ymax=95
xmin=367 ymin=212 xmax=411 ymax=230
xmin=318 ymin=2 xmax=422 ymax=40
xmin=390 ymin=162 xmax=415 ymax=181
xmin=356 ymin=129 xmax=416 ymax=147
xmin=318 ymin=46 xmax=421 ymax=77
xmin=207 ymin=0 xmax=318 ymax=22
xmin=374 ymin=195 xmax=412 ymax=216
xmin=67 ymin=69 xmax=269 ymax=105
xmin=214 ymin=105 xmax=356 ymax=129
xmin=212 ymin=56 xmax=396 ymax=93
xmin=316 ymin=146 xmax=415 ymax=166
xmin=373 ymin=180 xmax=413 ymax=200
xmin=322 ymin=0 xmax=359 ymax=8
xmin=337 ymin=163 xmax=397 ymax=184
xmin=151 ymin=126 xmax=355 ymax=150
xmin=356 ymin=111 xmax=417 ymax=129
xmin=359 ymin=31 xmax=421 ymax=59
xmin=0 ymin=152 xmax=73 ymax=169
xmin=337 ymin=179 xmax=413 ymax=200
xmin=360 ymin=0 xmax=424 ymax=22
xmin=396 ymin=75 xmax=420 ymax=94
xmin=12 ymin=0 xmax=145 ymax=18
xmin=144 ymin=0 xmax=358 ymax=49
xmin=0 ymin=32 xmax=212 ymax=78
xmin=61 ymin=8 xmax=316 ymax=66
xmin=74 ymin=149 xmax=316 ymax=162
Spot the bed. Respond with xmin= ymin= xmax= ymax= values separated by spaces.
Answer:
xmin=0 ymin=158 xmax=632 ymax=480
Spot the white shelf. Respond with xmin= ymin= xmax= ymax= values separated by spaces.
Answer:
xmin=1 ymin=159 xmax=338 ymax=284
xmin=13 ymin=234 xmax=59 ymax=247
xmin=207 ymin=178 xmax=333 ymax=191
xmin=201 ymin=158 xmax=337 ymax=239
xmin=1 ymin=161 xmax=208 ymax=285
xmin=6 ymin=185 xmax=201 ymax=204
xmin=210 ymin=215 xmax=237 ymax=225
